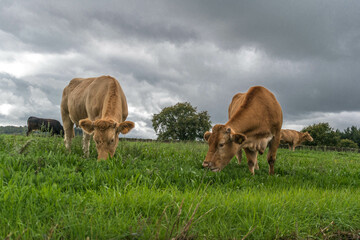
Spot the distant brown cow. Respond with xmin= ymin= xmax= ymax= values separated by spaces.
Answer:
xmin=280 ymin=129 xmax=313 ymax=151
xmin=203 ymin=86 xmax=283 ymax=175
xmin=60 ymin=75 xmax=135 ymax=160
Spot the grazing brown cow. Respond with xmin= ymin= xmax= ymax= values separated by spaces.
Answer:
xmin=280 ymin=129 xmax=313 ymax=151
xmin=203 ymin=86 xmax=283 ymax=175
xmin=60 ymin=75 xmax=135 ymax=160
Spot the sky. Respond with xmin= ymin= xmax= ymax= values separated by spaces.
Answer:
xmin=1 ymin=0 xmax=360 ymax=139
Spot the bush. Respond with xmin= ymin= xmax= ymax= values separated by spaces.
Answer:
xmin=337 ymin=139 xmax=359 ymax=149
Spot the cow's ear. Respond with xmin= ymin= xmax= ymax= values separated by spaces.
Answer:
xmin=79 ymin=118 xmax=95 ymax=134
xmin=204 ymin=131 xmax=211 ymax=142
xmin=117 ymin=121 xmax=135 ymax=134
xmin=231 ymin=133 xmax=247 ymax=145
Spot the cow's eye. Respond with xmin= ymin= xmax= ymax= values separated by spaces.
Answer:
xmin=219 ymin=143 xmax=225 ymax=148
xmin=111 ymin=139 xmax=114 ymax=143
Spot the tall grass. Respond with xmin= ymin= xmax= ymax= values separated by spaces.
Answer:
xmin=0 ymin=134 xmax=359 ymax=239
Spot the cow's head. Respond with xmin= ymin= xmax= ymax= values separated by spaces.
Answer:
xmin=203 ymin=124 xmax=246 ymax=172
xmin=79 ymin=118 xmax=135 ymax=160
xmin=303 ymin=132 xmax=313 ymax=142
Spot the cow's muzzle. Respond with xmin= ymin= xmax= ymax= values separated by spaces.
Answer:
xmin=97 ymin=152 xmax=112 ymax=161
xmin=202 ymin=161 xmax=221 ymax=172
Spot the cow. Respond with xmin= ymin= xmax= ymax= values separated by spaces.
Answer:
xmin=280 ymin=129 xmax=313 ymax=151
xmin=203 ymin=86 xmax=283 ymax=175
xmin=27 ymin=116 xmax=64 ymax=136
xmin=60 ymin=75 xmax=135 ymax=160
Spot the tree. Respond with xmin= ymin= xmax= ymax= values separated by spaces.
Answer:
xmin=301 ymin=122 xmax=340 ymax=146
xmin=152 ymin=102 xmax=212 ymax=141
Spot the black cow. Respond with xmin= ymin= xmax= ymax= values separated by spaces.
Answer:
xmin=27 ymin=116 xmax=64 ymax=136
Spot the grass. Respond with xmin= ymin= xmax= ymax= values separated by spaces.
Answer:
xmin=0 ymin=134 xmax=360 ymax=239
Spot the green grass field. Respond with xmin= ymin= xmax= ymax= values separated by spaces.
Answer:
xmin=1 ymin=134 xmax=360 ymax=239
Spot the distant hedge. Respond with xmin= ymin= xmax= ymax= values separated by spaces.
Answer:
xmin=0 ymin=126 xmax=27 ymax=135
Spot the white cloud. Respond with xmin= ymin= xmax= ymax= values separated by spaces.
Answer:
xmin=0 ymin=104 xmax=14 ymax=116
xmin=29 ymin=86 xmax=53 ymax=108
xmin=0 ymin=50 xmax=85 ymax=78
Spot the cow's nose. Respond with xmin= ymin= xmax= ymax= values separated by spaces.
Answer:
xmin=97 ymin=152 xmax=110 ymax=161
xmin=202 ymin=161 xmax=213 ymax=168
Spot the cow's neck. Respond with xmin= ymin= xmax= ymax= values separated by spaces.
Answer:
xmin=225 ymin=116 xmax=246 ymax=134
xmin=101 ymin=82 xmax=122 ymax=122
xmin=225 ymin=109 xmax=257 ymax=135
xmin=300 ymin=133 xmax=306 ymax=140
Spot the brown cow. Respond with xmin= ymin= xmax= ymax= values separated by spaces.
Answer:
xmin=203 ymin=86 xmax=283 ymax=175
xmin=280 ymin=129 xmax=313 ymax=151
xmin=60 ymin=75 xmax=135 ymax=160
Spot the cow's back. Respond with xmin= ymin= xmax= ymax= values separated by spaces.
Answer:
xmin=227 ymin=86 xmax=283 ymax=136
xmin=228 ymin=93 xmax=246 ymax=119
xmin=280 ymin=129 xmax=300 ymax=143
xmin=27 ymin=116 xmax=38 ymax=125
xmin=61 ymin=76 xmax=128 ymax=126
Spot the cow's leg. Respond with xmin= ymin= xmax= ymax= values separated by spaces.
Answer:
xmin=62 ymin=115 xmax=74 ymax=152
xmin=26 ymin=123 xmax=34 ymax=136
xmin=244 ymin=148 xmax=258 ymax=175
xmin=64 ymin=126 xmax=74 ymax=151
xmin=82 ymin=132 xmax=91 ymax=157
xmin=235 ymin=148 xmax=242 ymax=165
xmin=267 ymin=134 xmax=280 ymax=175
xmin=50 ymin=128 xmax=55 ymax=136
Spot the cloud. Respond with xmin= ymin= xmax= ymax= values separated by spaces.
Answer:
xmin=1 ymin=0 xmax=360 ymax=138
xmin=0 ymin=73 xmax=62 ymax=125
xmin=283 ymin=111 xmax=360 ymax=132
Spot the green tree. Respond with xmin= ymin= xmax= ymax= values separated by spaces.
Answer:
xmin=337 ymin=139 xmax=359 ymax=149
xmin=301 ymin=122 xmax=340 ymax=146
xmin=152 ymin=102 xmax=212 ymax=141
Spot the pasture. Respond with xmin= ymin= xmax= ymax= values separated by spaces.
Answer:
xmin=0 ymin=135 xmax=360 ymax=239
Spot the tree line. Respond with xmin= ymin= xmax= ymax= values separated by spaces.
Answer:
xmin=152 ymin=102 xmax=360 ymax=149
xmin=1 ymin=102 xmax=360 ymax=149
xmin=0 ymin=126 xmax=27 ymax=135
xmin=302 ymin=123 xmax=360 ymax=149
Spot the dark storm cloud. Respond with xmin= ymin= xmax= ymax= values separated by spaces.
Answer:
xmin=0 ymin=0 xmax=198 ymax=54
xmin=1 ymin=0 xmax=360 ymax=137
xmin=167 ymin=0 xmax=360 ymax=60
xmin=276 ymin=59 xmax=360 ymax=115
xmin=2 ymin=0 xmax=360 ymax=59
